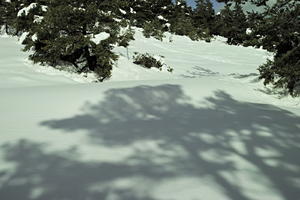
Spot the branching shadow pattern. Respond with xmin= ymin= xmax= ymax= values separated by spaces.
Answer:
xmin=1 ymin=85 xmax=299 ymax=200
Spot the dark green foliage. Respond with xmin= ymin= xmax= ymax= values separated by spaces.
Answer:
xmin=0 ymin=0 xmax=20 ymax=34
xmin=132 ymin=0 xmax=172 ymax=40
xmin=116 ymin=0 xmax=172 ymax=28
xmin=259 ymin=46 xmax=300 ymax=96
xmin=115 ymin=0 xmax=202 ymax=41
xmin=169 ymin=0 xmax=199 ymax=40
xmin=256 ymin=1 xmax=300 ymax=96
xmin=215 ymin=0 xmax=300 ymax=96
xmin=170 ymin=15 xmax=199 ymax=40
xmin=133 ymin=53 xmax=164 ymax=69
xmin=133 ymin=52 xmax=174 ymax=72
xmin=253 ymin=0 xmax=299 ymax=55
xmin=241 ymin=11 xmax=264 ymax=47
xmin=0 ymin=0 xmax=5 ymax=26
xmin=216 ymin=2 xmax=248 ymax=45
xmin=20 ymin=0 xmax=127 ymax=81
xmin=193 ymin=0 xmax=215 ymax=39
xmin=2 ymin=0 xmax=297 ymax=93
xmin=216 ymin=0 xmax=248 ymax=4
xmin=217 ymin=0 xmax=300 ymax=96
xmin=143 ymin=19 xmax=166 ymax=41
xmin=0 ymin=1 xmax=45 ymax=34
xmin=118 ymin=28 xmax=135 ymax=48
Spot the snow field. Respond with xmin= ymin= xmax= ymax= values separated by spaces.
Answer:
xmin=0 ymin=29 xmax=299 ymax=200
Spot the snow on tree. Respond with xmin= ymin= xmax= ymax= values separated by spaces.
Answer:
xmin=21 ymin=0 xmax=133 ymax=81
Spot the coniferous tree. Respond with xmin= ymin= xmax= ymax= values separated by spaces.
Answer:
xmin=193 ymin=0 xmax=215 ymax=39
xmin=218 ymin=0 xmax=299 ymax=95
xmin=117 ymin=0 xmax=153 ymax=27
xmin=5 ymin=0 xmax=298 ymax=92
xmin=242 ymin=10 xmax=264 ymax=47
xmin=0 ymin=0 xmax=23 ymax=34
xmin=115 ymin=0 xmax=172 ymax=40
xmin=141 ymin=0 xmax=172 ymax=40
xmin=0 ymin=0 xmax=5 ymax=29
xmin=169 ymin=0 xmax=199 ymax=40
xmin=216 ymin=1 xmax=248 ymax=45
xmin=15 ymin=1 xmax=48 ymax=34
xmin=21 ymin=0 xmax=132 ymax=81
xmin=256 ymin=0 xmax=300 ymax=96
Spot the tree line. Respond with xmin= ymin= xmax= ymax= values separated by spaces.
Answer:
xmin=0 ymin=0 xmax=299 ymax=96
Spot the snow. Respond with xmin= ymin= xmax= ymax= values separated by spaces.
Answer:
xmin=110 ymin=29 xmax=273 ymax=82
xmin=18 ymin=32 xmax=29 ymax=44
xmin=33 ymin=15 xmax=44 ymax=24
xmin=0 ymin=26 xmax=8 ymax=37
xmin=41 ymin=5 xmax=48 ymax=12
xmin=130 ymin=7 xmax=136 ymax=14
xmin=246 ymin=28 xmax=252 ymax=35
xmin=91 ymin=32 xmax=110 ymax=44
xmin=157 ymin=15 xmax=167 ymax=21
xmin=31 ymin=33 xmax=38 ymax=41
xmin=119 ymin=9 xmax=127 ymax=15
xmin=17 ymin=3 xmax=38 ymax=17
xmin=0 ymin=37 xmax=77 ymax=88
xmin=0 ymin=29 xmax=300 ymax=200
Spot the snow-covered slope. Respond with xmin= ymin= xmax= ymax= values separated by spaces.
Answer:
xmin=111 ymin=30 xmax=270 ymax=82
xmin=0 ymin=31 xmax=299 ymax=200
xmin=0 ymin=37 xmax=78 ymax=88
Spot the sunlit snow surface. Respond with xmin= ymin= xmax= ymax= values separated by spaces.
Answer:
xmin=0 ymin=30 xmax=300 ymax=200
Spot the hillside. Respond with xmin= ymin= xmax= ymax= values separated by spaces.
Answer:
xmin=0 ymin=30 xmax=300 ymax=200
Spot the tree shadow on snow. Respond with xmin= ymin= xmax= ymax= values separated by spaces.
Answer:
xmin=0 ymin=85 xmax=300 ymax=200
xmin=0 ymin=140 xmax=159 ymax=200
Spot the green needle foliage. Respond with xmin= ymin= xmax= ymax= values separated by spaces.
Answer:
xmin=256 ymin=1 xmax=300 ymax=96
xmin=19 ymin=0 xmax=133 ymax=81
xmin=0 ymin=0 xmax=298 ymax=95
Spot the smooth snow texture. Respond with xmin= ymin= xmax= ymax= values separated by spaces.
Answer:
xmin=0 ymin=30 xmax=300 ymax=200
xmin=110 ymin=29 xmax=272 ymax=82
xmin=0 ymin=37 xmax=77 ymax=88
xmin=91 ymin=32 xmax=110 ymax=44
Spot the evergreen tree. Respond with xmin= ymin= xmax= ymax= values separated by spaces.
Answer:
xmin=216 ymin=0 xmax=247 ymax=5
xmin=169 ymin=0 xmax=199 ymax=40
xmin=217 ymin=0 xmax=299 ymax=95
xmin=15 ymin=1 xmax=48 ymax=34
xmin=116 ymin=0 xmax=153 ymax=27
xmin=0 ymin=0 xmax=5 ymax=28
xmin=216 ymin=1 xmax=248 ymax=45
xmin=22 ymin=0 xmax=132 ymax=81
xmin=257 ymin=0 xmax=300 ymax=96
xmin=108 ymin=0 xmax=172 ymax=40
xmin=141 ymin=0 xmax=173 ymax=40
xmin=0 ymin=0 xmax=23 ymax=34
xmin=242 ymin=10 xmax=264 ymax=47
xmin=193 ymin=0 xmax=215 ymax=39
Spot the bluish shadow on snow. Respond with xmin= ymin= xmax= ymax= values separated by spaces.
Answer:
xmin=0 ymin=140 xmax=159 ymax=200
xmin=0 ymin=85 xmax=299 ymax=200
xmin=181 ymin=66 xmax=220 ymax=78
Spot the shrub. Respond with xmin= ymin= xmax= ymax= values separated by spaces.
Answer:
xmin=133 ymin=53 xmax=164 ymax=69
xmin=133 ymin=53 xmax=174 ymax=73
